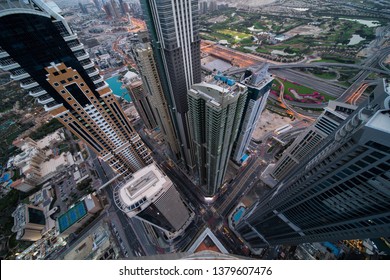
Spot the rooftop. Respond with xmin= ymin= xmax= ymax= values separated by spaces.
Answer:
xmin=366 ymin=109 xmax=390 ymax=134
xmin=190 ymin=78 xmax=247 ymax=108
xmin=57 ymin=201 xmax=87 ymax=233
xmin=241 ymin=63 xmax=273 ymax=88
xmin=114 ymin=163 xmax=170 ymax=213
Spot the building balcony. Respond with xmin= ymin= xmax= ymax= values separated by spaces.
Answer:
xmin=92 ymin=75 xmax=104 ymax=84
xmin=130 ymin=134 xmax=141 ymax=142
xmin=70 ymin=42 xmax=84 ymax=52
xmin=95 ymin=81 xmax=109 ymax=91
xmin=135 ymin=143 xmax=145 ymax=150
xmin=63 ymin=33 xmax=78 ymax=42
xmin=20 ymin=78 xmax=38 ymax=89
xmin=0 ymin=58 xmax=20 ymax=71
xmin=0 ymin=49 xmax=9 ymax=59
xmin=86 ymin=68 xmax=99 ymax=77
xmin=80 ymin=59 xmax=94 ymax=69
xmin=37 ymin=95 xmax=54 ymax=105
xmin=29 ymin=87 xmax=47 ymax=97
xmin=142 ymin=152 xmax=152 ymax=159
xmin=75 ymin=51 xmax=89 ymax=61
xmin=10 ymin=72 xmax=30 ymax=81
xmin=44 ymin=102 xmax=62 ymax=112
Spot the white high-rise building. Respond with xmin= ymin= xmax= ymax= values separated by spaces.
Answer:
xmin=113 ymin=164 xmax=194 ymax=239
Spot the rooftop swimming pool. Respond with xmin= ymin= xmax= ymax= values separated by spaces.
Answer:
xmin=233 ymin=206 xmax=246 ymax=224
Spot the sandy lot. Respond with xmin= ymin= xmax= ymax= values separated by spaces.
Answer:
xmin=252 ymin=109 xmax=294 ymax=140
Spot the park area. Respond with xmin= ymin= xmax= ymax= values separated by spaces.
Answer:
xmin=200 ymin=9 xmax=381 ymax=63
xmin=270 ymin=79 xmax=334 ymax=104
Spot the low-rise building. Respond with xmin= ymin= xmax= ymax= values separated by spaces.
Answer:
xmin=12 ymin=204 xmax=46 ymax=241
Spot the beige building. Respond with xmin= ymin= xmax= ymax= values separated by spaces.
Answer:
xmin=131 ymin=43 xmax=180 ymax=159
xmin=12 ymin=204 xmax=46 ymax=241
xmin=11 ymin=136 xmax=78 ymax=192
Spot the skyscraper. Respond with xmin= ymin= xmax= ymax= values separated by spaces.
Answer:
xmin=236 ymin=80 xmax=390 ymax=248
xmin=267 ymin=100 xmax=357 ymax=184
xmin=131 ymin=43 xmax=180 ymax=158
xmin=140 ymin=0 xmax=201 ymax=173
xmin=113 ymin=163 xmax=194 ymax=239
xmin=232 ymin=64 xmax=273 ymax=164
xmin=0 ymin=0 xmax=152 ymax=179
xmin=188 ymin=76 xmax=247 ymax=197
xmin=125 ymin=76 xmax=158 ymax=130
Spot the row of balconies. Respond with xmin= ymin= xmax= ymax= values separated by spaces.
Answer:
xmin=10 ymin=68 xmax=30 ymax=81
xmin=80 ymin=58 xmax=94 ymax=69
xmin=0 ymin=47 xmax=9 ymax=59
xmin=85 ymin=67 xmax=99 ymax=77
xmin=29 ymin=86 xmax=47 ymax=97
xmin=0 ymin=57 xmax=20 ymax=71
xmin=37 ymin=94 xmax=54 ymax=105
xmin=67 ymin=40 xmax=84 ymax=52
xmin=90 ymin=74 xmax=104 ymax=84
xmin=74 ymin=50 xmax=89 ymax=61
xmin=20 ymin=77 xmax=38 ymax=89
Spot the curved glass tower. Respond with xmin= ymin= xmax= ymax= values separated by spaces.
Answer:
xmin=0 ymin=0 xmax=152 ymax=178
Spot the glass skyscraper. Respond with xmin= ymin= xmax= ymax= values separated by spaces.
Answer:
xmin=140 ymin=0 xmax=201 ymax=173
xmin=188 ymin=77 xmax=247 ymax=196
xmin=236 ymin=80 xmax=390 ymax=248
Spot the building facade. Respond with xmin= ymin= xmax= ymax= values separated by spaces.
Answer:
xmin=269 ymin=101 xmax=357 ymax=182
xmin=113 ymin=163 xmax=194 ymax=239
xmin=12 ymin=204 xmax=46 ymax=241
xmin=0 ymin=0 xmax=152 ymax=179
xmin=236 ymin=80 xmax=390 ymax=248
xmin=140 ymin=0 xmax=201 ymax=173
xmin=131 ymin=43 xmax=180 ymax=158
xmin=126 ymin=77 xmax=158 ymax=130
xmin=232 ymin=64 xmax=273 ymax=163
xmin=188 ymin=77 xmax=247 ymax=196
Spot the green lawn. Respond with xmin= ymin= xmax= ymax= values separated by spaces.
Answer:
xmin=217 ymin=29 xmax=251 ymax=39
xmin=274 ymin=79 xmax=335 ymax=102
xmin=253 ymin=22 xmax=267 ymax=30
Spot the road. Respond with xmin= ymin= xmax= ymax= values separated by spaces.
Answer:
xmin=270 ymin=68 xmax=346 ymax=98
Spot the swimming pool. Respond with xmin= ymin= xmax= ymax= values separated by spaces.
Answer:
xmin=233 ymin=207 xmax=246 ymax=223
xmin=106 ymin=76 xmax=132 ymax=102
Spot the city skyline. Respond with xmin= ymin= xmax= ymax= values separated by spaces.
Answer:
xmin=0 ymin=0 xmax=389 ymax=261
